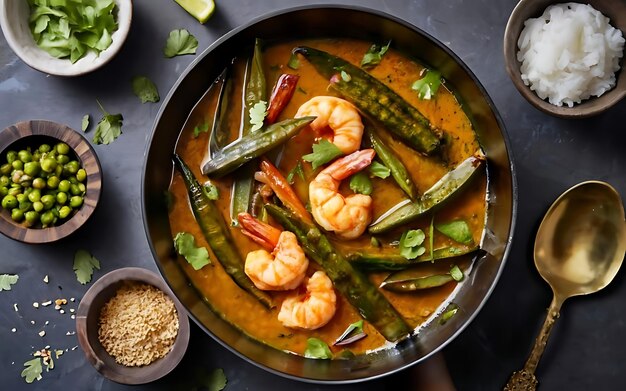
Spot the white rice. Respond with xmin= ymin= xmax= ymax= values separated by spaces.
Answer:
xmin=517 ymin=3 xmax=624 ymax=107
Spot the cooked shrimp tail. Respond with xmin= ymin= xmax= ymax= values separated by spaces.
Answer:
xmin=238 ymin=212 xmax=281 ymax=251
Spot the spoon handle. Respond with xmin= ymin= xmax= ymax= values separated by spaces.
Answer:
xmin=504 ymin=295 xmax=564 ymax=391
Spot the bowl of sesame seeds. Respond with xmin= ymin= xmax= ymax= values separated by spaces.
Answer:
xmin=75 ymin=267 xmax=190 ymax=385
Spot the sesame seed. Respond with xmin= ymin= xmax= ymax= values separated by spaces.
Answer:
xmin=11 ymin=328 xmax=16 ymax=333
xmin=43 ymin=275 xmax=49 ymax=284
xmin=33 ymin=302 xmax=39 ymax=308
xmin=38 ymin=330 xmax=46 ymax=337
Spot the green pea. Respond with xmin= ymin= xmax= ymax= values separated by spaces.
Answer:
xmin=1 ymin=194 xmax=18 ymax=209
xmin=32 ymin=201 xmax=44 ymax=212
xmin=0 ymin=187 xmax=7 ymax=197
xmin=0 ymin=164 xmax=11 ymax=175
xmin=78 ymin=183 xmax=86 ymax=193
xmin=27 ymin=189 xmax=41 ymax=203
xmin=40 ymin=210 xmax=55 ymax=226
xmin=0 ymin=176 xmax=9 ymax=187
xmin=47 ymin=176 xmax=60 ymax=189
xmin=16 ymin=193 xmax=27 ymax=203
xmin=41 ymin=194 xmax=55 ymax=210
xmin=11 ymin=208 xmax=24 ymax=222
xmin=23 ymin=161 xmax=41 ymax=177
xmin=69 ymin=196 xmax=83 ymax=208
xmin=70 ymin=184 xmax=81 ymax=196
xmin=18 ymin=150 xmax=32 ymax=163
xmin=58 ymin=205 xmax=72 ymax=219
xmin=56 ymin=191 xmax=68 ymax=205
xmin=32 ymin=178 xmax=45 ymax=190
xmin=55 ymin=165 xmax=63 ymax=177
xmin=7 ymin=187 xmax=20 ymax=196
xmin=6 ymin=151 xmax=17 ymax=164
xmin=38 ymin=144 xmax=51 ymax=153
xmin=41 ymin=157 xmax=57 ymax=173
xmin=76 ymin=169 xmax=87 ymax=182
xmin=58 ymin=180 xmax=70 ymax=193
xmin=65 ymin=161 xmax=80 ymax=175
xmin=55 ymin=143 xmax=70 ymax=155
xmin=69 ymin=177 xmax=78 ymax=185
xmin=25 ymin=210 xmax=39 ymax=224
xmin=56 ymin=154 xmax=70 ymax=165
xmin=11 ymin=160 xmax=23 ymax=170
xmin=32 ymin=151 xmax=41 ymax=162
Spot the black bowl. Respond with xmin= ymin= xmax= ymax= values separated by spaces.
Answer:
xmin=142 ymin=5 xmax=517 ymax=384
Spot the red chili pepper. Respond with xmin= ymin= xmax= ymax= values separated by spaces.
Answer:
xmin=265 ymin=74 xmax=300 ymax=124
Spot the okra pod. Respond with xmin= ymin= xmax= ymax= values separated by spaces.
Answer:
xmin=380 ymin=268 xmax=454 ymax=292
xmin=173 ymin=154 xmax=273 ymax=309
xmin=208 ymin=65 xmax=233 ymax=157
xmin=265 ymin=204 xmax=411 ymax=342
xmin=293 ymin=46 xmax=441 ymax=155
xmin=369 ymin=152 xmax=485 ymax=234
xmin=346 ymin=245 xmax=479 ymax=271
xmin=201 ymin=116 xmax=315 ymax=177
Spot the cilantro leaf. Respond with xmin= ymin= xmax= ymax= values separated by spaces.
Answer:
xmin=93 ymin=101 xmax=123 ymax=145
xmin=349 ymin=172 xmax=372 ymax=195
xmin=164 ymin=29 xmax=198 ymax=58
xmin=435 ymin=220 xmax=473 ymax=245
xmin=203 ymin=182 xmax=219 ymax=200
xmin=193 ymin=122 xmax=209 ymax=138
xmin=203 ymin=368 xmax=227 ymax=391
xmin=304 ymin=338 xmax=332 ymax=359
xmin=399 ymin=229 xmax=426 ymax=260
xmin=174 ymin=232 xmax=211 ymax=270
xmin=132 ymin=76 xmax=160 ymax=103
xmin=0 ymin=274 xmax=19 ymax=291
xmin=411 ymin=69 xmax=442 ymax=100
xmin=340 ymin=70 xmax=351 ymax=82
xmin=286 ymin=161 xmax=305 ymax=184
xmin=287 ymin=53 xmax=300 ymax=70
xmin=360 ymin=41 xmax=391 ymax=69
xmin=369 ymin=161 xmax=390 ymax=179
xmin=73 ymin=250 xmax=100 ymax=285
xmin=249 ymin=100 xmax=268 ymax=132
xmin=21 ymin=358 xmax=43 ymax=384
xmin=302 ymin=139 xmax=343 ymax=169
xmin=81 ymin=114 xmax=89 ymax=132
xmin=450 ymin=265 xmax=464 ymax=282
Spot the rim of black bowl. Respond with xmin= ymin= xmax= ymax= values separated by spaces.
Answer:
xmin=141 ymin=4 xmax=518 ymax=384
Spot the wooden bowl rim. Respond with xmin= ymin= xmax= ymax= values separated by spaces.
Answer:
xmin=75 ymin=267 xmax=190 ymax=385
xmin=0 ymin=120 xmax=102 ymax=243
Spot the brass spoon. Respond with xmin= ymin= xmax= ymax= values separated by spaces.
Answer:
xmin=504 ymin=181 xmax=626 ymax=390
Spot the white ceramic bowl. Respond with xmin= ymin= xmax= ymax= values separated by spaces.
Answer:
xmin=0 ymin=0 xmax=132 ymax=76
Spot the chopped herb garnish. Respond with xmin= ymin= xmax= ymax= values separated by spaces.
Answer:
xmin=304 ymin=337 xmax=333 ymax=359
xmin=369 ymin=161 xmax=390 ymax=179
xmin=302 ymin=139 xmax=343 ymax=169
xmin=81 ymin=114 xmax=89 ymax=132
xmin=93 ymin=100 xmax=123 ymax=145
xmin=286 ymin=161 xmax=305 ymax=184
xmin=203 ymin=182 xmax=219 ymax=200
xmin=249 ymin=100 xmax=268 ymax=132
xmin=450 ymin=265 xmax=464 ymax=282
xmin=73 ymin=250 xmax=100 ymax=285
xmin=132 ymin=76 xmax=160 ymax=103
xmin=193 ymin=122 xmax=209 ymax=138
xmin=360 ymin=41 xmax=391 ymax=69
xmin=411 ymin=69 xmax=442 ymax=100
xmin=287 ymin=53 xmax=300 ymax=70
xmin=435 ymin=219 xmax=473 ymax=245
xmin=399 ymin=229 xmax=426 ymax=259
xmin=163 ymin=29 xmax=198 ymax=58
xmin=0 ymin=274 xmax=18 ymax=291
xmin=440 ymin=304 xmax=459 ymax=325
xmin=174 ymin=232 xmax=211 ymax=270
xmin=340 ymin=70 xmax=351 ymax=82
xmin=349 ymin=172 xmax=372 ymax=195
xmin=21 ymin=357 xmax=42 ymax=383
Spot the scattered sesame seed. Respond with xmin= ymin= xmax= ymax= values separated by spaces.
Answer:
xmin=38 ymin=330 xmax=46 ymax=337
xmin=70 ymin=298 xmax=75 ymax=302
xmin=11 ymin=328 xmax=16 ymax=333
xmin=41 ymin=301 xmax=52 ymax=307
xmin=69 ymin=308 xmax=75 ymax=313
xmin=43 ymin=275 xmax=49 ymax=283
xmin=44 ymin=345 xmax=50 ymax=350
xmin=70 ymin=315 xmax=75 ymax=320
xmin=33 ymin=302 xmax=39 ymax=308
xmin=30 ymin=320 xmax=35 ymax=325
xmin=54 ymin=305 xmax=61 ymax=310
xmin=71 ymin=346 xmax=78 ymax=351
xmin=66 ymin=331 xmax=76 ymax=336
xmin=45 ymin=321 xmax=49 ymax=326
xmin=13 ymin=303 xmax=18 ymax=312
xmin=60 ymin=310 xmax=65 ymax=314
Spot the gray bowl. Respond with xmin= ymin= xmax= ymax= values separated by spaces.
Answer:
xmin=141 ymin=5 xmax=517 ymax=384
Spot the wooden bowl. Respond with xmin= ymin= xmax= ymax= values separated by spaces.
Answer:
xmin=76 ymin=267 xmax=190 ymax=385
xmin=503 ymin=0 xmax=626 ymax=118
xmin=0 ymin=120 xmax=102 ymax=243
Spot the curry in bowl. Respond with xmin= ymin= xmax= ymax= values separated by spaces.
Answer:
xmin=166 ymin=36 xmax=487 ymax=358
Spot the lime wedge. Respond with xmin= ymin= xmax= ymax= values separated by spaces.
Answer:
xmin=175 ymin=0 xmax=216 ymax=24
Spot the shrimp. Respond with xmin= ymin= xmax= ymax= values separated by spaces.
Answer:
xmin=295 ymin=96 xmax=364 ymax=154
xmin=278 ymin=271 xmax=337 ymax=330
xmin=238 ymin=213 xmax=309 ymax=291
xmin=309 ymin=149 xmax=375 ymax=239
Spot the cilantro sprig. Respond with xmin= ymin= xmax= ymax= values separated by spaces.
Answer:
xmin=0 ymin=274 xmax=19 ymax=291
xmin=349 ymin=172 xmax=372 ymax=195
xmin=303 ymin=139 xmax=343 ymax=169
xmin=174 ymin=232 xmax=211 ymax=270
xmin=73 ymin=250 xmax=100 ymax=285
xmin=435 ymin=219 xmax=474 ymax=245
xmin=249 ymin=100 xmax=268 ymax=132
xmin=304 ymin=338 xmax=333 ymax=359
xmin=132 ymin=76 xmax=160 ymax=103
xmin=164 ymin=29 xmax=198 ymax=58
xmin=93 ymin=100 xmax=123 ymax=145
xmin=411 ymin=69 xmax=442 ymax=100
xmin=361 ymin=41 xmax=391 ymax=69
xmin=399 ymin=229 xmax=426 ymax=259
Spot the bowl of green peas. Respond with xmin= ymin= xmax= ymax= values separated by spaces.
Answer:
xmin=0 ymin=120 xmax=102 ymax=243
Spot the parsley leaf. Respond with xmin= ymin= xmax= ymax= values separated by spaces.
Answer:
xmin=193 ymin=122 xmax=209 ymax=138
xmin=0 ymin=274 xmax=19 ymax=291
xmin=286 ymin=161 xmax=305 ymax=184
xmin=349 ymin=172 xmax=372 ymax=195
xmin=435 ymin=220 xmax=473 ymax=245
xmin=81 ymin=114 xmax=89 ymax=132
xmin=411 ymin=69 xmax=442 ymax=100
xmin=73 ymin=250 xmax=100 ymax=285
xmin=399 ymin=229 xmax=426 ymax=259
xmin=203 ymin=182 xmax=219 ymax=200
xmin=450 ymin=265 xmax=464 ymax=282
xmin=203 ymin=368 xmax=227 ymax=391
xmin=369 ymin=161 xmax=390 ymax=179
xmin=249 ymin=100 xmax=268 ymax=132
xmin=93 ymin=100 xmax=123 ymax=145
xmin=287 ymin=53 xmax=300 ymax=70
xmin=21 ymin=358 xmax=43 ymax=383
xmin=132 ymin=76 xmax=160 ymax=103
xmin=304 ymin=338 xmax=332 ymax=359
xmin=302 ymin=139 xmax=343 ymax=169
xmin=163 ymin=29 xmax=198 ymax=58
xmin=360 ymin=41 xmax=391 ymax=69
xmin=174 ymin=232 xmax=211 ymax=270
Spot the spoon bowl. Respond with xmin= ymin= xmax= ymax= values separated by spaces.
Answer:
xmin=505 ymin=181 xmax=626 ymax=390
